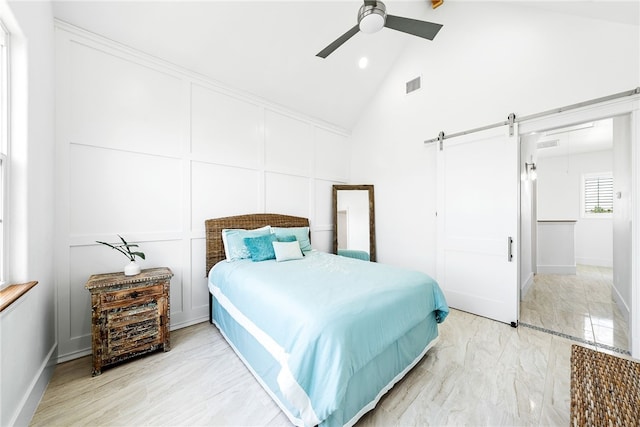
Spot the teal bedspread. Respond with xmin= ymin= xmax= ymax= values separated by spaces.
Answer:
xmin=209 ymin=251 xmax=448 ymax=426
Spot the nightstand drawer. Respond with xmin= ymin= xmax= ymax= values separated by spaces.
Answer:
xmin=107 ymin=307 xmax=163 ymax=358
xmin=101 ymin=283 xmax=164 ymax=306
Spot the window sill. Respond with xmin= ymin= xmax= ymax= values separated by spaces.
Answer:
xmin=0 ymin=281 xmax=38 ymax=312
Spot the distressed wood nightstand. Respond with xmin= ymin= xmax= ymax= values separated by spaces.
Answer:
xmin=85 ymin=267 xmax=173 ymax=376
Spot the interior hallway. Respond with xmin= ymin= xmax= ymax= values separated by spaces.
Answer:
xmin=520 ymin=265 xmax=630 ymax=355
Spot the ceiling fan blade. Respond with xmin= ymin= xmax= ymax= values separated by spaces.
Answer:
xmin=316 ymin=24 xmax=360 ymax=58
xmin=384 ymin=15 xmax=443 ymax=40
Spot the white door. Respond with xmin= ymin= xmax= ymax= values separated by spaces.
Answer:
xmin=436 ymin=125 xmax=519 ymax=325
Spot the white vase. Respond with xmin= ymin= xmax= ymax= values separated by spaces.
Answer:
xmin=124 ymin=260 xmax=141 ymax=276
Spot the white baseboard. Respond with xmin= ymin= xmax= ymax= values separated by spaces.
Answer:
xmin=170 ymin=316 xmax=209 ymax=331
xmin=611 ymin=285 xmax=630 ymax=324
xmin=56 ymin=348 xmax=92 ymax=364
xmin=537 ymin=265 xmax=576 ymax=275
xmin=521 ymin=272 xmax=534 ymax=298
xmin=12 ymin=343 xmax=57 ymax=427
xmin=575 ymin=257 xmax=613 ymax=268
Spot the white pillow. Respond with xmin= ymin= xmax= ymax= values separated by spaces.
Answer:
xmin=272 ymin=241 xmax=304 ymax=262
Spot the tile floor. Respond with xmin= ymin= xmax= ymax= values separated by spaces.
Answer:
xmin=520 ymin=265 xmax=630 ymax=354
xmin=31 ymin=309 xmax=577 ymax=426
xmin=30 ymin=267 xmax=633 ymax=426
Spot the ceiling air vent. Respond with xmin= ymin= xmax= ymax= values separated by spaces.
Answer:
xmin=406 ymin=76 xmax=421 ymax=94
xmin=537 ymin=139 xmax=559 ymax=150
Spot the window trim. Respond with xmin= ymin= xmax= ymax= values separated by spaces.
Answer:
xmin=581 ymin=171 xmax=613 ymax=219
xmin=0 ymin=21 xmax=8 ymax=288
xmin=0 ymin=155 xmax=6 ymax=288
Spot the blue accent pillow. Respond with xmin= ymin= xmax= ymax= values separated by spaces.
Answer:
xmin=243 ymin=234 xmax=277 ymax=262
xmin=277 ymin=234 xmax=297 ymax=242
xmin=221 ymin=226 xmax=272 ymax=261
xmin=272 ymin=227 xmax=311 ymax=252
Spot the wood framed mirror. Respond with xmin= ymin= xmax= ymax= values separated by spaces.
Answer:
xmin=332 ymin=185 xmax=376 ymax=262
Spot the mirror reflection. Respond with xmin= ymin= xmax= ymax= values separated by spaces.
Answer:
xmin=333 ymin=185 xmax=376 ymax=262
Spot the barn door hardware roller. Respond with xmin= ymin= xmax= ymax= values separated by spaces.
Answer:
xmin=438 ymin=131 xmax=445 ymax=151
xmin=507 ymin=113 xmax=516 ymax=136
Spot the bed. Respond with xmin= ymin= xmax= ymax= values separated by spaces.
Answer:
xmin=205 ymin=213 xmax=449 ymax=427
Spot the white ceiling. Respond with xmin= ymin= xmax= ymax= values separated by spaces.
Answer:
xmin=535 ymin=118 xmax=613 ymax=159
xmin=51 ymin=0 xmax=640 ymax=131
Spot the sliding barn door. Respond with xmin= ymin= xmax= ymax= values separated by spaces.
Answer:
xmin=436 ymin=125 xmax=519 ymax=325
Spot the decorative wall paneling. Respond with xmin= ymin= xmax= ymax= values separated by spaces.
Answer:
xmin=55 ymin=22 xmax=350 ymax=362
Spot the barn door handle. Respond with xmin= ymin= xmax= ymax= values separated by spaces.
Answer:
xmin=507 ymin=237 xmax=513 ymax=262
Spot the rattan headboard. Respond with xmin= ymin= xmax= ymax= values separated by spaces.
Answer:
xmin=205 ymin=213 xmax=310 ymax=275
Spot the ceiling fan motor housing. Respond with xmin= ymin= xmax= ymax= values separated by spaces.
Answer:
xmin=358 ymin=1 xmax=387 ymax=33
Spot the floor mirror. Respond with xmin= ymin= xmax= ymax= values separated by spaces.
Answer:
xmin=332 ymin=185 xmax=376 ymax=262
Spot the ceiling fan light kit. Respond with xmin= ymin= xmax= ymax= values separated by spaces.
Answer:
xmin=317 ymin=0 xmax=443 ymax=59
xmin=358 ymin=2 xmax=386 ymax=33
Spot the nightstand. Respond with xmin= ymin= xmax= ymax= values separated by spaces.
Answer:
xmin=85 ymin=267 xmax=173 ymax=376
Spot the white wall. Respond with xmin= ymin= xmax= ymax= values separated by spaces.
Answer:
xmin=537 ymin=150 xmax=613 ymax=267
xmin=55 ymin=23 xmax=350 ymax=362
xmin=0 ymin=1 xmax=56 ymax=426
xmin=612 ymin=115 xmax=632 ymax=322
xmin=350 ymin=3 xmax=638 ymax=277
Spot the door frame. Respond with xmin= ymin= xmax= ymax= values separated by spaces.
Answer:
xmin=518 ymin=95 xmax=640 ymax=358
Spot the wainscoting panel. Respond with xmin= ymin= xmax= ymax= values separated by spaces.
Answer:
xmin=69 ymin=144 xmax=182 ymax=235
xmin=315 ymin=127 xmax=350 ymax=182
xmin=191 ymin=161 xmax=261 ymax=232
xmin=190 ymin=238 xmax=210 ymax=312
xmin=56 ymin=22 xmax=350 ymax=362
xmin=312 ymin=230 xmax=334 ymax=254
xmin=265 ymin=172 xmax=311 ymax=219
xmin=191 ymin=83 xmax=262 ymax=168
xmin=265 ymin=110 xmax=313 ymax=177
xmin=315 ymin=179 xmax=339 ymax=227
xmin=69 ymin=40 xmax=184 ymax=157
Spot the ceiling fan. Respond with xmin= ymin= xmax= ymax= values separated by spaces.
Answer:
xmin=316 ymin=0 xmax=443 ymax=59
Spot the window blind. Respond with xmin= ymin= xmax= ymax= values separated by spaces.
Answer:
xmin=584 ymin=174 xmax=613 ymax=214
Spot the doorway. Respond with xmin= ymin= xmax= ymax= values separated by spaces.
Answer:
xmin=519 ymin=116 xmax=632 ymax=355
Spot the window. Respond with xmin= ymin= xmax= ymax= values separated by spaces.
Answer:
xmin=0 ymin=22 xmax=7 ymax=286
xmin=582 ymin=172 xmax=613 ymax=218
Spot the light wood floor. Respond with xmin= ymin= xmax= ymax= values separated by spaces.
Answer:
xmin=32 ymin=308 xmax=578 ymax=426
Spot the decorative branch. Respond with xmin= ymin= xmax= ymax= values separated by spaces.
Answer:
xmin=96 ymin=235 xmax=146 ymax=262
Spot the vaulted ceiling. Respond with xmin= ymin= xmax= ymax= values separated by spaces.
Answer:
xmin=51 ymin=1 xmax=639 ymax=131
